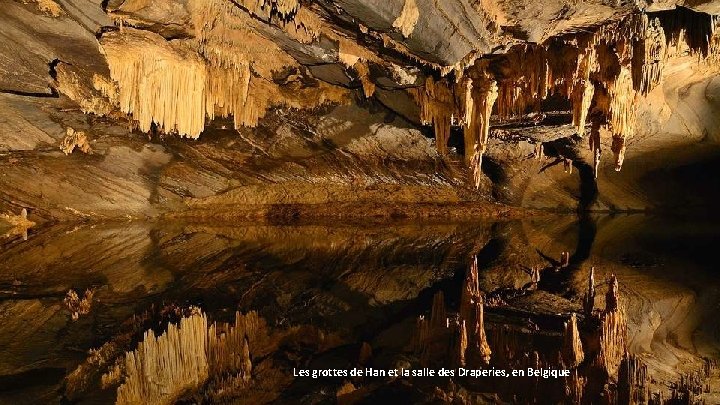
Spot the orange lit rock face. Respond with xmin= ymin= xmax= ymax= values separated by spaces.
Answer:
xmin=2 ymin=3 xmax=720 ymax=402
xmin=2 ymin=0 xmax=720 ymax=222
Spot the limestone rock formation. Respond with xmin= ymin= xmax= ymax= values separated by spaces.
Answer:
xmin=2 ymin=1 xmax=720 ymax=402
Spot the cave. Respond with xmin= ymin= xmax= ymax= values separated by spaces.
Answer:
xmin=1 ymin=0 xmax=719 ymax=403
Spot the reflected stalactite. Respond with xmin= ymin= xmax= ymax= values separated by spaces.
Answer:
xmin=562 ymin=313 xmax=584 ymax=368
xmin=593 ymin=275 xmax=627 ymax=381
xmin=408 ymin=256 xmax=661 ymax=403
xmin=114 ymin=310 xmax=210 ymax=405
xmin=583 ymin=267 xmax=596 ymax=316
xmin=470 ymin=293 xmax=492 ymax=365
xmin=106 ymin=309 xmax=269 ymax=405
xmin=618 ymin=353 xmax=649 ymax=405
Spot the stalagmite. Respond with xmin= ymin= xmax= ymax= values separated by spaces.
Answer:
xmin=60 ymin=128 xmax=92 ymax=155
xmin=64 ymin=288 xmax=95 ymax=320
xmin=561 ymin=313 xmax=584 ymax=368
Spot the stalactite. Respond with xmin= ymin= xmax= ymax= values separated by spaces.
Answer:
xmin=353 ymin=61 xmax=376 ymax=98
xmin=495 ymin=45 xmax=550 ymax=121
xmin=415 ymin=315 xmax=429 ymax=353
xmin=358 ymin=342 xmax=373 ymax=366
xmin=561 ymin=313 xmax=584 ymax=368
xmin=410 ymin=76 xmax=455 ymax=154
xmin=633 ymin=15 xmax=666 ymax=95
xmin=560 ymin=251 xmax=570 ymax=267
xmin=30 ymin=0 xmax=63 ymax=16
xmin=459 ymin=256 xmax=493 ymax=366
xmin=607 ymin=67 xmax=636 ymax=171
xmin=98 ymin=1 xmax=345 ymax=139
xmin=465 ymin=74 xmax=498 ymax=188
xmin=338 ymin=38 xmax=381 ymax=100
xmin=589 ymin=118 xmax=602 ymax=179
xmin=101 ymin=29 xmax=209 ymax=138
xmin=460 ymin=256 xmax=481 ymax=322
xmin=234 ymin=0 xmax=300 ymax=21
xmin=207 ymin=311 xmax=261 ymax=379
xmin=63 ymin=288 xmax=95 ymax=320
xmin=565 ymin=370 xmax=584 ymax=404
xmin=570 ymin=47 xmax=596 ymax=136
xmin=417 ymin=291 xmax=455 ymax=367
xmin=531 ymin=266 xmax=541 ymax=284
xmin=606 ymin=274 xmax=619 ymax=312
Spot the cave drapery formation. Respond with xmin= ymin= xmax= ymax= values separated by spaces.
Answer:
xmin=39 ymin=0 xmax=720 ymax=193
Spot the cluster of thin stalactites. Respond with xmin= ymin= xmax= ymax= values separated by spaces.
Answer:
xmin=79 ymin=3 xmax=720 ymax=188
xmin=411 ymin=12 xmax=720 ymax=184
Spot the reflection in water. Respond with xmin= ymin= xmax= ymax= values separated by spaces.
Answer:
xmin=0 ymin=216 xmax=718 ymax=404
